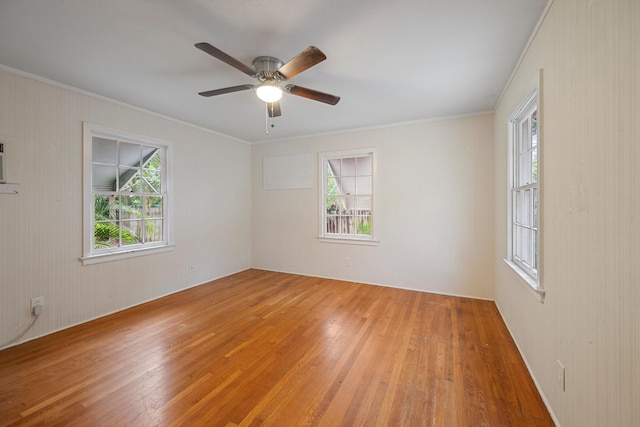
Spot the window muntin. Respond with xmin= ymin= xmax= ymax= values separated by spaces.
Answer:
xmin=510 ymin=94 xmax=539 ymax=281
xmin=83 ymin=124 xmax=170 ymax=262
xmin=321 ymin=151 xmax=375 ymax=241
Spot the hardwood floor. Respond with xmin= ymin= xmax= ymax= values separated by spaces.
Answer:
xmin=0 ymin=269 xmax=554 ymax=426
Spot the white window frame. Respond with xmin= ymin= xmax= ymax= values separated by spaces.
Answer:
xmin=81 ymin=123 xmax=173 ymax=265
xmin=319 ymin=148 xmax=379 ymax=245
xmin=505 ymin=81 xmax=544 ymax=302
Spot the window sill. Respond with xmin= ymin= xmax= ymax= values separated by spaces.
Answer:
xmin=503 ymin=259 xmax=545 ymax=303
xmin=81 ymin=245 xmax=175 ymax=265
xmin=319 ymin=236 xmax=380 ymax=246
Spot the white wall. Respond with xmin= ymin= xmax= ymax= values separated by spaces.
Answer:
xmin=494 ymin=0 xmax=639 ymax=426
xmin=252 ymin=114 xmax=495 ymax=299
xmin=0 ymin=69 xmax=252 ymax=349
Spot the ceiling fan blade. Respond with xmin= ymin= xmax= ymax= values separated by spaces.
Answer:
xmin=267 ymin=102 xmax=282 ymax=118
xmin=195 ymin=42 xmax=256 ymax=77
xmin=277 ymin=46 xmax=326 ymax=80
xmin=198 ymin=84 xmax=254 ymax=97
xmin=285 ymin=85 xmax=340 ymax=105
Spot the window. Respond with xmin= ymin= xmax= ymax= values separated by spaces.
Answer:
xmin=320 ymin=150 xmax=377 ymax=243
xmin=82 ymin=123 xmax=171 ymax=264
xmin=507 ymin=90 xmax=542 ymax=296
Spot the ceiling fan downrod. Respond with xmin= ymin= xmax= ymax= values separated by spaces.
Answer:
xmin=265 ymin=105 xmax=276 ymax=135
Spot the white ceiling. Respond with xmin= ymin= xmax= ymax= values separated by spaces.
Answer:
xmin=0 ymin=0 xmax=548 ymax=143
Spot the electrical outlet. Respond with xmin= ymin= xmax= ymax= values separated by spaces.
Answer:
xmin=31 ymin=296 xmax=45 ymax=316
xmin=188 ymin=264 xmax=195 ymax=273
xmin=557 ymin=360 xmax=565 ymax=392
xmin=345 ymin=257 xmax=351 ymax=267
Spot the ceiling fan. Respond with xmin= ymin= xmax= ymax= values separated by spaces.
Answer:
xmin=195 ymin=42 xmax=340 ymax=118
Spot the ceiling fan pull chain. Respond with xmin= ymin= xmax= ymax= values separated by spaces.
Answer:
xmin=265 ymin=106 xmax=269 ymax=135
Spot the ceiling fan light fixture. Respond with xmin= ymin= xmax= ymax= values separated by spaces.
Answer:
xmin=256 ymin=82 xmax=283 ymax=103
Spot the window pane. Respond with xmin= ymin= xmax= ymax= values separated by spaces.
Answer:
xmin=531 ymin=110 xmax=538 ymax=147
xmin=119 ymin=142 xmax=141 ymax=168
xmin=120 ymin=168 xmax=141 ymax=192
xmin=356 ymin=155 xmax=372 ymax=175
xmin=144 ymin=148 xmax=161 ymax=163
xmin=356 ymin=215 xmax=372 ymax=235
xmin=121 ymin=220 xmax=142 ymax=246
xmin=339 ymin=196 xmax=349 ymax=212
xmin=120 ymin=195 xmax=142 ymax=219
xmin=523 ymin=189 xmax=531 ymax=227
xmin=141 ymin=146 xmax=158 ymax=165
xmin=521 ymin=118 xmax=530 ymax=152
xmin=326 ymin=198 xmax=340 ymax=214
xmin=144 ymin=220 xmax=163 ymax=243
xmin=533 ymin=230 xmax=538 ymax=270
xmin=329 ymin=158 xmax=341 ymax=177
xmin=341 ymin=176 xmax=356 ymax=195
xmin=326 ymin=193 xmax=340 ymax=234
xmin=92 ymin=138 xmax=117 ymax=164
xmin=353 ymin=195 xmax=372 ymax=211
xmin=92 ymin=164 xmax=117 ymax=192
xmin=326 ymin=175 xmax=339 ymax=196
xmin=142 ymin=170 xmax=161 ymax=193
xmin=522 ymin=227 xmax=532 ymax=267
xmin=143 ymin=150 xmax=162 ymax=193
xmin=533 ymin=188 xmax=538 ymax=227
xmin=515 ymin=191 xmax=523 ymax=224
xmin=94 ymin=221 xmax=118 ymax=249
xmin=340 ymin=157 xmax=356 ymax=177
xmin=94 ymin=195 xmax=117 ymax=221
xmin=515 ymin=225 xmax=523 ymax=260
xmin=337 ymin=213 xmax=350 ymax=234
xmin=343 ymin=195 xmax=354 ymax=211
xmin=532 ymin=146 xmax=538 ymax=183
xmin=519 ymin=151 xmax=532 ymax=185
xmin=356 ymin=176 xmax=372 ymax=195
xmin=143 ymin=196 xmax=163 ymax=218
xmin=326 ymin=212 xmax=338 ymax=233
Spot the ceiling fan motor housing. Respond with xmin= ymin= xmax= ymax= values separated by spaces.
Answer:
xmin=253 ymin=56 xmax=284 ymax=81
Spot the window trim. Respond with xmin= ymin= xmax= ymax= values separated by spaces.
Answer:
xmin=505 ymin=71 xmax=544 ymax=302
xmin=319 ymin=148 xmax=379 ymax=245
xmin=81 ymin=122 xmax=173 ymax=265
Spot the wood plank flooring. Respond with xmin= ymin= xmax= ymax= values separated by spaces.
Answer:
xmin=0 ymin=269 xmax=554 ymax=426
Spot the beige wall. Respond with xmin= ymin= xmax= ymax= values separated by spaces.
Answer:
xmin=252 ymin=114 xmax=496 ymax=299
xmin=0 ymin=69 xmax=252 ymax=349
xmin=494 ymin=0 xmax=639 ymax=425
